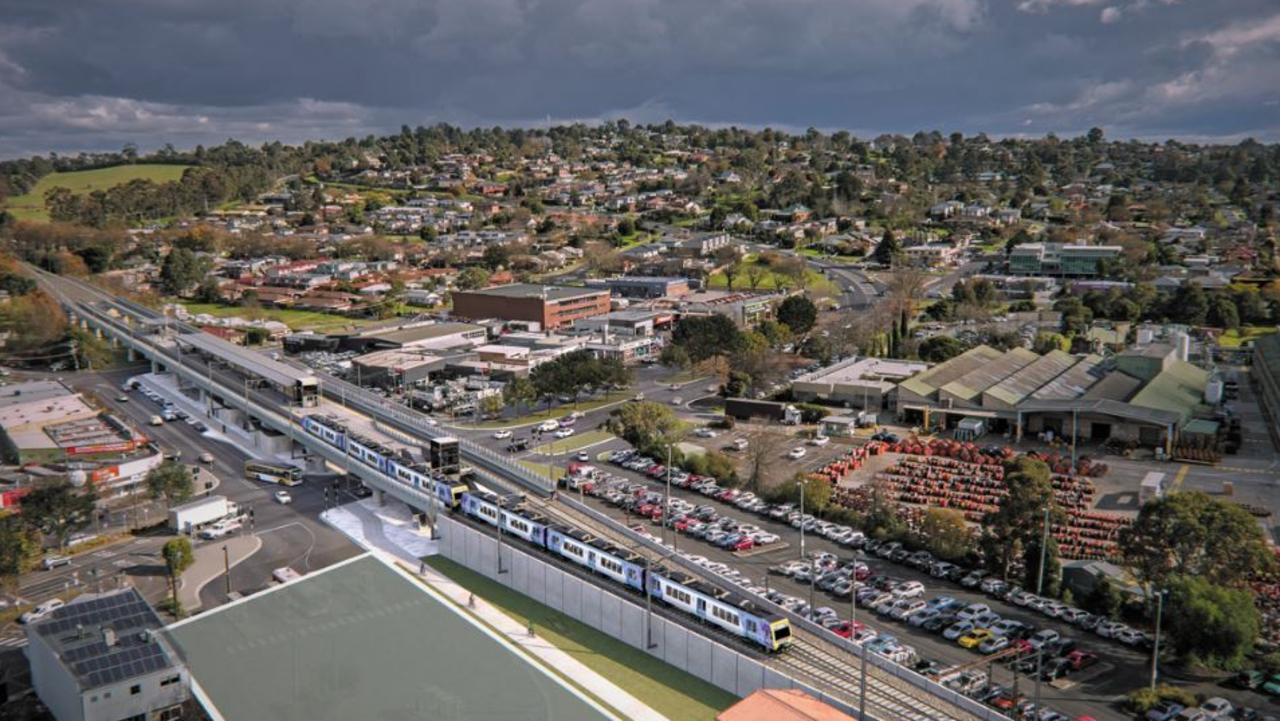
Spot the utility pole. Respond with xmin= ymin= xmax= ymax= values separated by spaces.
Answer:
xmin=222 ymin=544 xmax=231 ymax=596
xmin=645 ymin=555 xmax=656 ymax=649
xmin=1150 ymin=589 xmax=1166 ymax=691
xmin=665 ymin=441 xmax=675 ymax=552
xmin=1034 ymin=502 xmax=1051 ymax=712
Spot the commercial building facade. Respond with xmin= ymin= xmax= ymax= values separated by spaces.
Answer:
xmin=1009 ymin=243 xmax=1122 ymax=277
xmin=450 ymin=283 xmax=611 ymax=330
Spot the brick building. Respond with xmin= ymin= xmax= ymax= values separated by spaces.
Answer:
xmin=450 ymin=283 xmax=611 ymax=330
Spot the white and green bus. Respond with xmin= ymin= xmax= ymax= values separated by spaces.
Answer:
xmin=244 ymin=460 xmax=303 ymax=486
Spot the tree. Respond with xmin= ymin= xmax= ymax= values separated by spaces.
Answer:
xmin=720 ymin=261 xmax=741 ymax=291
xmin=1083 ymin=576 xmax=1125 ymax=620
xmin=743 ymin=434 xmax=784 ymax=493
xmin=1164 ymin=575 xmax=1260 ymax=668
xmin=1033 ymin=332 xmax=1070 ymax=354
xmin=916 ymin=508 xmax=973 ymax=562
xmin=744 ymin=262 xmax=769 ymax=290
xmin=146 ymin=461 xmax=194 ymax=506
xmin=0 ymin=515 xmax=38 ymax=594
xmin=20 ymin=482 xmax=98 ymax=549
xmin=873 ymin=230 xmax=900 ymax=267
xmin=502 ymin=376 xmax=537 ymax=416
xmin=159 ymin=247 xmax=210 ymax=296
xmin=671 ymin=314 xmax=742 ymax=362
xmin=608 ymin=401 xmax=686 ymax=449
xmin=774 ymin=474 xmax=833 ymax=512
xmin=776 ymin=295 xmax=817 ymax=334
xmin=162 ymin=537 xmax=195 ymax=617
xmin=918 ymin=335 xmax=966 ymax=362
xmin=776 ymin=256 xmax=810 ymax=292
xmin=658 ymin=344 xmax=691 ymax=369
xmin=979 ymin=457 xmax=1062 ymax=585
xmin=1120 ymin=491 xmax=1274 ymax=593
xmin=482 ymin=243 xmax=512 ymax=271
xmin=455 ymin=266 xmax=492 ymax=290
xmin=479 ymin=394 xmax=504 ymax=419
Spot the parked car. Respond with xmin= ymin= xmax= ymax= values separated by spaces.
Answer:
xmin=787 ymin=447 xmax=807 ymax=459
xmin=1146 ymin=702 xmax=1186 ymax=721
xmin=19 ymin=598 xmax=64 ymax=624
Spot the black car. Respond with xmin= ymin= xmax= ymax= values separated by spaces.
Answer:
xmin=913 ymin=658 xmax=946 ymax=678
xmin=1045 ymin=638 xmax=1077 ymax=657
xmin=1040 ymin=658 xmax=1073 ymax=681
xmin=923 ymin=613 xmax=958 ymax=633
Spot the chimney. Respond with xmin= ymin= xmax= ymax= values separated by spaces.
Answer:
xmin=102 ymin=628 xmax=117 ymax=647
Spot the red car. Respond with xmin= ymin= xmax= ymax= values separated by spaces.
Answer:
xmin=646 ymin=465 xmax=666 ymax=478
xmin=733 ymin=537 xmax=755 ymax=552
xmin=637 ymin=503 xmax=655 ymax=516
xmin=674 ymin=517 xmax=694 ymax=532
xmin=831 ymin=620 xmax=867 ymax=639
xmin=990 ymin=691 xmax=1023 ymax=711
xmin=717 ymin=489 xmax=739 ymax=502
xmin=853 ymin=564 xmax=871 ymax=581
xmin=1009 ymin=638 xmax=1033 ymax=656
xmin=1065 ymin=650 xmax=1098 ymax=670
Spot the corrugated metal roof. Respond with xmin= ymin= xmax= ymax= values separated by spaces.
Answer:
xmin=1082 ymin=371 xmax=1144 ymax=402
xmin=1129 ymin=359 xmax=1209 ymax=424
xmin=984 ymin=350 xmax=1078 ymax=406
xmin=939 ymin=347 xmax=1038 ymax=401
xmin=1031 ymin=354 xmax=1104 ymax=400
xmin=899 ymin=346 xmax=1003 ymax=398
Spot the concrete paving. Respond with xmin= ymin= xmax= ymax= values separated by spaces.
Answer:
xmin=179 ymin=533 xmax=261 ymax=611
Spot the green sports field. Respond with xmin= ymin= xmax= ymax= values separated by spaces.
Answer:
xmin=4 ymin=164 xmax=192 ymax=221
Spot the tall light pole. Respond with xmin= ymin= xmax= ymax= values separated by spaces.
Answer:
xmin=1150 ymin=589 xmax=1167 ymax=691
xmin=1034 ymin=502 xmax=1051 ymax=712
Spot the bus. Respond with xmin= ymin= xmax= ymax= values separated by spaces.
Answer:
xmin=244 ymin=460 xmax=303 ymax=486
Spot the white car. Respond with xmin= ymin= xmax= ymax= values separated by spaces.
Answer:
xmin=787 ymin=448 xmax=807 ymax=460
xmin=1200 ymin=698 xmax=1234 ymax=720
xmin=695 ymin=428 xmax=718 ymax=438
xmin=19 ymin=598 xmax=64 ymax=625
xmin=554 ymin=428 xmax=575 ymax=439
xmin=198 ymin=452 xmax=214 ymax=463
xmin=492 ymin=430 xmax=512 ymax=440
xmin=274 ymin=490 xmax=293 ymax=504
xmin=671 ymin=397 xmax=683 ymax=406
xmin=808 ymin=435 xmax=830 ymax=446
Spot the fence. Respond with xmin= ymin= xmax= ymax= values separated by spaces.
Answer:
xmin=438 ymin=515 xmax=862 ymax=716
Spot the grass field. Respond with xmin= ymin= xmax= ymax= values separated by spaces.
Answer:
xmin=425 ymin=556 xmax=737 ymax=721
xmin=4 ymin=164 xmax=192 ymax=221
xmin=1217 ymin=326 xmax=1278 ymax=348
xmin=179 ymin=301 xmax=380 ymax=333
xmin=706 ymin=262 xmax=837 ymax=294
xmin=517 ymin=460 xmax=567 ymax=482
xmin=532 ymin=430 xmax=615 ymax=455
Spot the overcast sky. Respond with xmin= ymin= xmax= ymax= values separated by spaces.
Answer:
xmin=1 ymin=0 xmax=1279 ymax=158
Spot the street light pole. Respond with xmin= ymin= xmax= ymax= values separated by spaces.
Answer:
xmin=1150 ymin=589 xmax=1166 ymax=691
xmin=222 ymin=544 xmax=231 ymax=596
xmin=1035 ymin=502 xmax=1051 ymax=712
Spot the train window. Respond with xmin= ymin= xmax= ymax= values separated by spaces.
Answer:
xmin=562 ymin=542 xmax=584 ymax=559
xmin=509 ymin=519 xmax=528 ymax=533
xmin=774 ymin=624 xmax=791 ymax=640
xmin=746 ymin=620 xmax=757 ymax=634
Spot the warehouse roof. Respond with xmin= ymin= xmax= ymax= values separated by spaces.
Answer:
xmin=1129 ymin=359 xmax=1210 ymax=424
xmin=458 ymin=283 xmax=607 ymax=301
xmin=898 ymin=346 xmax=1004 ymax=398
xmin=1082 ymin=371 xmax=1143 ymax=402
xmin=984 ymin=350 xmax=1078 ymax=406
xmin=1030 ymin=354 xmax=1104 ymax=400
xmin=166 ymin=555 xmax=613 ymax=721
xmin=939 ymin=347 xmax=1038 ymax=401
xmin=357 ymin=322 xmax=484 ymax=347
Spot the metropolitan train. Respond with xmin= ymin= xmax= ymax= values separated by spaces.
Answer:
xmin=299 ymin=413 xmax=794 ymax=653
xmin=300 ymin=414 xmax=467 ymax=510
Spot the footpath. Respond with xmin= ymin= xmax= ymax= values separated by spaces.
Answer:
xmin=322 ymin=499 xmax=671 ymax=721
xmin=178 ymin=534 xmax=261 ymax=612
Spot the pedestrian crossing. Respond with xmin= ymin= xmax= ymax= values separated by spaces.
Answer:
xmin=0 ymin=636 xmax=27 ymax=649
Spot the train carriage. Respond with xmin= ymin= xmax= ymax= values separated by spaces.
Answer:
xmin=499 ymin=505 xmax=549 ymax=546
xmin=461 ymin=491 xmax=502 ymax=527
xmin=545 ymin=526 xmax=645 ymax=591
xmin=301 ymin=415 xmax=348 ymax=450
xmin=433 ymin=478 xmax=468 ymax=511
xmin=648 ymin=567 xmax=792 ymax=652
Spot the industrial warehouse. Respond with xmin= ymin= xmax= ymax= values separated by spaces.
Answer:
xmin=893 ymin=340 xmax=1215 ymax=452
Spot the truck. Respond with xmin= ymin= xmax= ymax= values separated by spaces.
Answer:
xmin=169 ymin=495 xmax=236 ymax=534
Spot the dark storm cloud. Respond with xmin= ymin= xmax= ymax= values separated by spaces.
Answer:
xmin=0 ymin=0 xmax=1278 ymax=156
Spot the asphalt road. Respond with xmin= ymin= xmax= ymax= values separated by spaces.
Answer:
xmin=2 ymin=368 xmax=362 ymax=645
xmin=565 ymin=454 xmax=1280 ymax=721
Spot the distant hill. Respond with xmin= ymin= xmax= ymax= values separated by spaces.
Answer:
xmin=3 ymin=164 xmax=192 ymax=221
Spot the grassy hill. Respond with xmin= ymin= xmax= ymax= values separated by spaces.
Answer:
xmin=3 ymin=164 xmax=192 ymax=221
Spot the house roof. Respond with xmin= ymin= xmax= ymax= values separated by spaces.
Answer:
xmin=718 ymin=689 xmax=855 ymax=721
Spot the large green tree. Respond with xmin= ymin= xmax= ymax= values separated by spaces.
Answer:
xmin=1120 ymin=491 xmax=1274 ymax=593
xmin=0 ymin=515 xmax=39 ymax=593
xmin=1164 ymin=575 xmax=1260 ymax=668
xmin=608 ymin=401 xmax=686 ymax=449
xmin=162 ymin=537 xmax=195 ymax=616
xmin=670 ymin=314 xmax=742 ymax=362
xmin=20 ymin=481 xmax=98 ymax=549
xmin=146 ymin=461 xmax=194 ymax=506
xmin=979 ymin=457 xmax=1063 ymax=589
xmin=776 ymin=295 xmax=817 ymax=334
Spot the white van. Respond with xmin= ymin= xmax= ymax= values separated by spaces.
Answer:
xmin=272 ymin=567 xmax=302 ymax=584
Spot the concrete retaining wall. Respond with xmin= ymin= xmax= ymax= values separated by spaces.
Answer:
xmin=438 ymin=515 xmax=858 ymax=716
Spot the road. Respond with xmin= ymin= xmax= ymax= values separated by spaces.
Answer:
xmin=2 ymin=367 xmax=362 ymax=647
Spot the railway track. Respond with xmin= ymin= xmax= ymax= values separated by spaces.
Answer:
xmin=35 ymin=268 xmax=985 ymax=721
xmin=512 ymin=490 xmax=984 ymax=721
